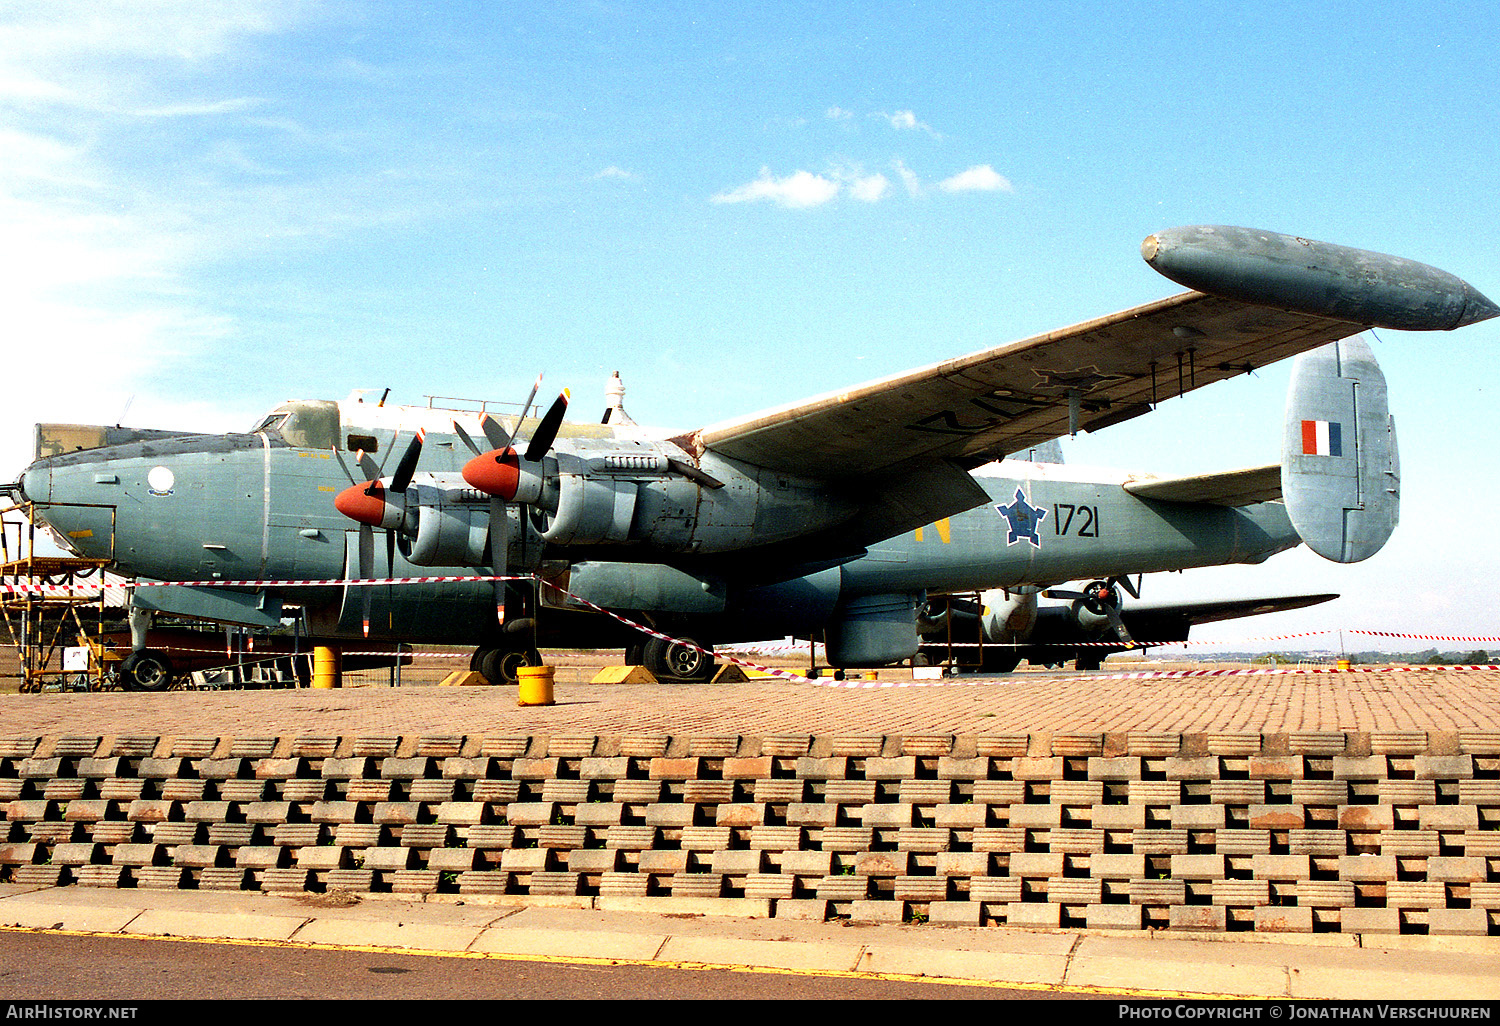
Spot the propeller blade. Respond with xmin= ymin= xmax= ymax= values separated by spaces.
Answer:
xmin=453 ymin=421 xmax=483 ymax=457
xmin=333 ymin=447 xmax=358 ymax=486
xmin=524 ymin=392 xmax=570 ymax=462
xmin=355 ymin=450 xmax=381 ymax=482
xmin=358 ymin=523 xmax=375 ymax=637
xmin=490 ymin=496 xmax=508 ymax=626
xmin=479 ymin=411 xmax=512 ymax=452
xmin=388 ymin=429 xmax=425 ymax=494
xmin=516 ymin=374 xmax=542 ymax=430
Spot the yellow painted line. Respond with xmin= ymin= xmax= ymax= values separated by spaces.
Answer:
xmin=0 ymin=924 xmax=1248 ymax=998
xmin=935 ymin=517 xmax=951 ymax=544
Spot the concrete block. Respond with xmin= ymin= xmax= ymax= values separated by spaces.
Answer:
xmin=1008 ymin=852 xmax=1065 ymax=878
xmin=639 ymin=849 xmax=691 ymax=875
xmin=111 ymin=843 xmax=163 ymax=867
xmin=564 ymin=849 xmax=618 ymax=873
xmin=1339 ymin=907 xmax=1402 ymax=935
xmin=853 ymin=850 xmax=910 ymax=876
xmin=173 ymin=845 xmax=224 ymax=868
xmin=1006 ymin=804 xmax=1062 ymax=828
xmin=1428 ymin=909 xmax=1490 ymax=936
xmin=1248 ymin=803 xmax=1305 ymax=830
xmin=1211 ymin=879 xmax=1271 ymax=906
xmin=309 ymin=801 xmax=361 ymax=824
xmin=892 ymin=876 xmax=949 ymax=902
xmin=713 ymin=803 xmax=766 ymax=828
xmin=710 ymin=850 xmax=765 ymax=876
xmin=937 ymin=757 xmax=990 ymax=781
xmin=1083 ymin=903 xmax=1147 ymax=930
xmin=1164 ymin=757 xmax=1218 ymax=780
xmin=812 ymin=876 xmax=869 ymax=900
xmin=1168 ymin=905 xmax=1225 ymax=931
xmin=500 ymin=848 xmax=555 ymax=873
xmin=1418 ymin=806 xmax=1480 ymax=830
xmin=1414 ymin=755 xmax=1474 ymax=780
xmin=680 ymin=826 xmax=732 ymax=850
xmin=1386 ymin=881 xmax=1446 ymax=908
xmin=1288 ymin=829 xmax=1347 ymax=856
xmin=1088 ymin=805 xmax=1147 ymax=829
xmin=927 ymin=901 xmax=982 ymax=926
xmin=1169 ymin=854 xmax=1227 ymax=879
xmin=1089 ymin=854 xmax=1147 ymax=879
xmin=361 ymin=846 xmax=415 ymax=871
xmin=748 ymin=826 xmax=804 ymax=851
xmin=1086 ymin=757 xmax=1143 ymax=780
xmin=371 ymin=802 xmax=423 ymax=826
xmin=893 ymin=828 xmax=950 ymax=852
xmin=648 ymin=757 xmax=702 ymax=780
xmin=1331 ymin=755 xmax=1387 ymax=779
xmin=1254 ymin=905 xmax=1314 ymax=933
xmin=1047 ymin=829 xmax=1106 ymax=854
xmin=1169 ymin=804 xmax=1225 ymax=829
xmin=1252 ymin=854 xmax=1311 ymax=879
xmin=774 ymin=899 xmax=830 ymax=921
xmin=1337 ymin=804 xmax=1394 ymax=830
xmin=1338 ymin=854 xmax=1398 ymax=881
xmin=642 ymin=803 xmax=694 ymax=828
xmin=1012 ymin=757 xmax=1064 ymax=780
xmin=1248 ymin=755 xmax=1305 ymax=780
xmin=1047 ymin=878 xmax=1102 ymax=904
xmin=786 ymin=803 xmax=837 ymax=827
xmin=968 ymin=877 xmax=1022 ymax=903
xmin=743 ymin=874 xmax=796 ymax=900
xmin=1376 ymin=830 xmax=1440 ymax=856
xmin=1294 ymin=880 xmax=1356 ymax=907
xmin=849 ymin=899 xmax=905 ymax=923
xmin=933 ymin=803 xmax=987 ymax=828
xmin=293 ymin=846 xmax=346 ymax=871
xmin=1426 ymin=856 xmax=1487 ymax=882
xmin=1004 ymin=902 xmax=1061 ymax=928
xmin=1128 ymin=879 xmax=1186 ymax=905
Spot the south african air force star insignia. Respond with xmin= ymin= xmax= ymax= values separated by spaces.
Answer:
xmin=996 ymin=488 xmax=1046 ymax=547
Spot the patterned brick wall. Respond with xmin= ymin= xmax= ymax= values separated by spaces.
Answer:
xmin=2 ymin=730 xmax=1498 ymax=936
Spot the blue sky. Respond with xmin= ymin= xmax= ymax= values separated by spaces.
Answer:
xmin=3 ymin=1 xmax=1498 ymax=649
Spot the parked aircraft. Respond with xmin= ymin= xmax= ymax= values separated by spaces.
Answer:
xmin=10 ymin=226 xmax=1495 ymax=687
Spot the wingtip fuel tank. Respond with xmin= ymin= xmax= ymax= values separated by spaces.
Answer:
xmin=1143 ymin=225 xmax=1499 ymax=331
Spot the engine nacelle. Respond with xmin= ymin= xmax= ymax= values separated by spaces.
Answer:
xmin=978 ymin=588 xmax=1039 ymax=643
xmin=539 ymin=464 xmax=639 ymax=546
xmin=825 ymin=592 xmax=921 ymax=668
xmin=402 ymin=484 xmax=489 ymax=567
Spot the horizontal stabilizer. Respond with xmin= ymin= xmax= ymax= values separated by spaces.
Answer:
xmin=1123 ymin=464 xmax=1281 ymax=506
xmin=1282 ymin=333 xmax=1399 ymax=562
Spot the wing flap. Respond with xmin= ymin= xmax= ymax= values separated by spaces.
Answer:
xmin=1123 ymin=464 xmax=1283 ymax=506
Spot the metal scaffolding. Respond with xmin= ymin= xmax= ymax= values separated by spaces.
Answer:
xmin=0 ymin=504 xmax=119 ymax=693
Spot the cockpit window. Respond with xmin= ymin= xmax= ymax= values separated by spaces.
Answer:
xmin=251 ymin=413 xmax=289 ymax=436
xmin=251 ymin=401 xmax=340 ymax=450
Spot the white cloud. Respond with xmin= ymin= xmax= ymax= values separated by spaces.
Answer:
xmin=892 ymin=159 xmax=923 ymax=197
xmin=595 ymin=166 xmax=633 ymax=180
xmin=712 ymin=168 xmax=841 ymax=209
xmin=876 ymin=109 xmax=938 ymax=136
xmin=848 ymin=173 xmax=890 ymax=203
xmin=826 ymin=106 xmax=854 ymax=122
xmin=939 ymin=164 xmax=1014 ymax=193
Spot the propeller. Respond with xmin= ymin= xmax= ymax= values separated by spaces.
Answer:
xmin=462 ymin=390 xmax=570 ymax=501
xmin=332 ymin=429 xmax=425 ymax=636
xmin=1044 ymin=578 xmax=1135 ymax=646
xmin=455 ymin=378 xmax=568 ymax=629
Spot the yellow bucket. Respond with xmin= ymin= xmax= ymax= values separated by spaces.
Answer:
xmin=517 ymin=664 xmax=556 ymax=706
xmin=1336 ymin=659 xmax=1351 ymax=671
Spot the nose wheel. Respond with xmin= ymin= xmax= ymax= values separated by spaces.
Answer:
xmin=119 ymin=650 xmax=175 ymax=692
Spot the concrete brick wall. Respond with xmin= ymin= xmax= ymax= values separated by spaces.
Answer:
xmin=3 ymin=730 xmax=1498 ymax=936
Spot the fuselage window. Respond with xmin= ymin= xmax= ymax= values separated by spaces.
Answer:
xmin=346 ymin=434 xmax=379 ymax=454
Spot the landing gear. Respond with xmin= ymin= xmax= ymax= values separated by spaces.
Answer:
xmin=1074 ymin=650 xmax=1103 ymax=672
xmin=642 ymin=636 xmax=716 ymax=682
xmin=471 ymin=645 xmax=543 ymax=686
xmin=119 ymin=650 xmax=175 ymax=692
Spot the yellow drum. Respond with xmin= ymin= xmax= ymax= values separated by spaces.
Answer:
xmin=517 ymin=664 xmax=556 ymax=706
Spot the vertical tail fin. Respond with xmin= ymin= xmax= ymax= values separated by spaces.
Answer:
xmin=1281 ymin=332 xmax=1400 ymax=562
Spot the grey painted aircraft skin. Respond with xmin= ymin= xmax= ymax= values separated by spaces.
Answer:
xmin=11 ymin=225 xmax=1494 ymax=680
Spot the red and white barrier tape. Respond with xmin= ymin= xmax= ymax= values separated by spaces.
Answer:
xmin=5 ymin=572 xmax=1499 ymax=682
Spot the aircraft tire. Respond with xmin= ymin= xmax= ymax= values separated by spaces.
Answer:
xmin=120 ymin=651 xmax=174 ymax=692
xmin=479 ymin=646 xmax=542 ymax=686
xmin=643 ymin=637 xmax=716 ymax=682
xmin=984 ymin=651 xmax=1022 ymax=674
xmin=1075 ymin=651 xmax=1103 ymax=672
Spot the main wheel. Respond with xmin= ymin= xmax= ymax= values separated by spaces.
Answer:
xmin=982 ymin=650 xmax=1022 ymax=674
xmin=119 ymin=651 xmax=174 ymax=692
xmin=479 ymin=646 xmax=542 ymax=686
xmin=643 ymin=636 xmax=716 ymax=682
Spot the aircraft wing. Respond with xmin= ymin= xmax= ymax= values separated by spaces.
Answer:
xmin=686 ymin=227 xmax=1496 ymax=481
xmin=1122 ymin=592 xmax=1338 ymax=629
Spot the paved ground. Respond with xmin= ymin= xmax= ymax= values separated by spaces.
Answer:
xmin=3 ymin=662 xmax=1500 ymax=1000
xmin=2 ymin=664 xmax=1498 ymax=740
